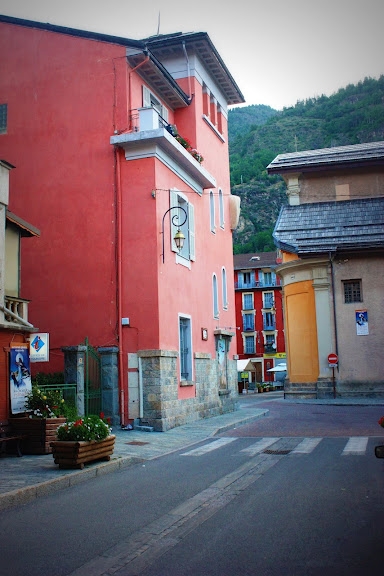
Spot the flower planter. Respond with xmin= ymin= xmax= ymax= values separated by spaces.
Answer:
xmin=9 ymin=417 xmax=66 ymax=454
xmin=50 ymin=435 xmax=116 ymax=469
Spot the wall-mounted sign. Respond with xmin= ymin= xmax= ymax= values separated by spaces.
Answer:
xmin=355 ymin=310 xmax=368 ymax=336
xmin=30 ymin=333 xmax=49 ymax=362
xmin=10 ymin=344 xmax=32 ymax=414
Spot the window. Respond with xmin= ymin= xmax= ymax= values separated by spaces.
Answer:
xmin=265 ymin=334 xmax=276 ymax=352
xmin=243 ymin=313 xmax=254 ymax=331
xmin=210 ymin=190 xmax=215 ymax=232
xmin=245 ymin=335 xmax=255 ymax=354
xmin=170 ymin=189 xmax=195 ymax=263
xmin=263 ymin=312 xmax=275 ymax=330
xmin=261 ymin=271 xmax=273 ymax=286
xmin=343 ymin=280 xmax=362 ymax=303
xmin=213 ymin=274 xmax=219 ymax=318
xmin=222 ymin=267 xmax=228 ymax=309
xmin=218 ymin=189 xmax=224 ymax=228
xmin=240 ymin=272 xmax=252 ymax=287
xmin=179 ymin=316 xmax=192 ymax=381
xmin=243 ymin=293 xmax=254 ymax=310
xmin=263 ymin=291 xmax=274 ymax=308
xmin=142 ymin=86 xmax=168 ymax=125
xmin=0 ymin=104 xmax=7 ymax=134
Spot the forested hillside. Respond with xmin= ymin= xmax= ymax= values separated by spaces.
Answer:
xmin=229 ymin=75 xmax=384 ymax=253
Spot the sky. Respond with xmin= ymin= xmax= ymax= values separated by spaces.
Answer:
xmin=0 ymin=0 xmax=383 ymax=110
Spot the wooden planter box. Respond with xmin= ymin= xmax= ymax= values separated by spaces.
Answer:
xmin=50 ymin=435 xmax=116 ymax=469
xmin=9 ymin=417 xmax=66 ymax=454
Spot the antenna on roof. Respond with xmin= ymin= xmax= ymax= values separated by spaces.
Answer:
xmin=157 ymin=11 xmax=161 ymax=35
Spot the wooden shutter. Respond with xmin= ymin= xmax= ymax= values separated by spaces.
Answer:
xmin=142 ymin=85 xmax=151 ymax=108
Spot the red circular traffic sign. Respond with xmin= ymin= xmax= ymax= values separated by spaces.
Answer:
xmin=328 ymin=353 xmax=338 ymax=365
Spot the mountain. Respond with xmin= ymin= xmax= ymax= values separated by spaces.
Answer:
xmin=229 ymin=75 xmax=384 ymax=253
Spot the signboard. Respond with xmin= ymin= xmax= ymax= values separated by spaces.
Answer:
xmin=356 ymin=310 xmax=369 ymax=336
xmin=10 ymin=344 xmax=32 ymax=414
xmin=30 ymin=333 xmax=49 ymax=362
xmin=328 ymin=353 xmax=338 ymax=367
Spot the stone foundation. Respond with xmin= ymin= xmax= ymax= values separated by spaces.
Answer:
xmin=137 ymin=349 xmax=237 ymax=431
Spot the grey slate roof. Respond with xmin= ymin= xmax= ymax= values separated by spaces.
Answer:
xmin=267 ymin=141 xmax=384 ymax=174
xmin=273 ymin=198 xmax=384 ymax=255
xmin=233 ymin=251 xmax=279 ymax=270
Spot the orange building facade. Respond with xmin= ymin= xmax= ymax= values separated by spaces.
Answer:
xmin=0 ymin=16 xmax=245 ymax=428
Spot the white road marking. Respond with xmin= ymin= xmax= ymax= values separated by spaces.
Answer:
xmin=342 ymin=437 xmax=368 ymax=455
xmin=291 ymin=438 xmax=322 ymax=454
xmin=240 ymin=437 xmax=280 ymax=456
xmin=180 ymin=437 xmax=237 ymax=456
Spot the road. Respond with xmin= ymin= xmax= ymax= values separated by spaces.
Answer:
xmin=1 ymin=398 xmax=383 ymax=576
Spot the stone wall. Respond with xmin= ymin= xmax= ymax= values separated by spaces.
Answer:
xmin=138 ymin=349 xmax=237 ymax=431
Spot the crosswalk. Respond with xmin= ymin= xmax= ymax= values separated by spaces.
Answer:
xmin=180 ymin=436 xmax=372 ymax=457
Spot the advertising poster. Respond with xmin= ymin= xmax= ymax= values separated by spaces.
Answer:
xmin=356 ymin=309 xmax=369 ymax=336
xmin=10 ymin=345 xmax=32 ymax=414
xmin=30 ymin=333 xmax=49 ymax=362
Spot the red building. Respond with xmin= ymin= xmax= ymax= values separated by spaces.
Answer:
xmin=233 ymin=251 xmax=286 ymax=388
xmin=0 ymin=15 xmax=244 ymax=429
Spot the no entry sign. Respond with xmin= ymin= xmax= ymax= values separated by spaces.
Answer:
xmin=328 ymin=353 xmax=338 ymax=366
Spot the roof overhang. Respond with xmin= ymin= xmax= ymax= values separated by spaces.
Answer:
xmin=6 ymin=210 xmax=40 ymax=237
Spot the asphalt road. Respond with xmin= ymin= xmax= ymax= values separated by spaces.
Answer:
xmin=1 ymin=400 xmax=383 ymax=576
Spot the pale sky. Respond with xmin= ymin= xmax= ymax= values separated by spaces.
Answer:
xmin=0 ymin=0 xmax=383 ymax=110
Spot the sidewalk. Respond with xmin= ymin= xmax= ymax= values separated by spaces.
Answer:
xmin=0 ymin=394 xmax=271 ymax=512
xmin=1 ymin=391 xmax=383 ymax=512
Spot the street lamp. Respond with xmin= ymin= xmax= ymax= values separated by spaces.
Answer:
xmin=161 ymin=206 xmax=187 ymax=263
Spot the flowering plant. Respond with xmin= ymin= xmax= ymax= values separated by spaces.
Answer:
xmin=378 ymin=416 xmax=384 ymax=428
xmin=24 ymin=385 xmax=65 ymax=418
xmin=56 ymin=414 xmax=112 ymax=442
xmin=169 ymin=125 xmax=204 ymax=164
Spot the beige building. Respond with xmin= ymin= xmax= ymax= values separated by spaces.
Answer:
xmin=267 ymin=141 xmax=384 ymax=398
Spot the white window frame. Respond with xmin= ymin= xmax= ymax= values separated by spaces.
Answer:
xmin=213 ymin=273 xmax=219 ymax=319
xmin=143 ymin=86 xmax=168 ymax=124
xmin=179 ymin=314 xmax=193 ymax=382
xmin=222 ymin=267 xmax=228 ymax=310
xmin=218 ymin=188 xmax=224 ymax=228
xmin=210 ymin=190 xmax=215 ymax=233
xmin=170 ymin=189 xmax=195 ymax=267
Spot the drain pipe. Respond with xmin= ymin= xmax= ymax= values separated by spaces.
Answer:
xmin=116 ymin=146 xmax=125 ymax=426
xmin=138 ymin=356 xmax=144 ymax=419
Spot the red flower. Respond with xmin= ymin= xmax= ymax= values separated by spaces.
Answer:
xmin=378 ymin=416 xmax=384 ymax=428
xmin=74 ymin=419 xmax=83 ymax=427
xmin=100 ymin=412 xmax=105 ymax=420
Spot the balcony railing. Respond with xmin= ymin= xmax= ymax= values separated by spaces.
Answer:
xmin=235 ymin=279 xmax=281 ymax=290
xmin=1 ymin=296 xmax=33 ymax=327
xmin=263 ymin=323 xmax=276 ymax=331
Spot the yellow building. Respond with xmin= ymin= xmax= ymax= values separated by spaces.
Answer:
xmin=267 ymin=142 xmax=384 ymax=399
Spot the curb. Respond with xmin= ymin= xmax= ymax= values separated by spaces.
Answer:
xmin=0 ymin=455 xmax=143 ymax=512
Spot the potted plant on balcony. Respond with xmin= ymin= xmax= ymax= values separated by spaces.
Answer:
xmin=9 ymin=385 xmax=67 ymax=454
xmin=50 ymin=414 xmax=115 ymax=469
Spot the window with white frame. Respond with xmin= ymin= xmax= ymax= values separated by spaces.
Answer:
xmin=179 ymin=316 xmax=192 ymax=381
xmin=243 ymin=312 xmax=255 ymax=331
xmin=243 ymin=293 xmax=254 ymax=310
xmin=222 ymin=267 xmax=228 ymax=309
xmin=169 ymin=189 xmax=195 ymax=263
xmin=210 ymin=190 xmax=215 ymax=232
xmin=244 ymin=335 xmax=255 ymax=354
xmin=263 ymin=291 xmax=274 ymax=309
xmin=143 ymin=86 xmax=168 ymax=125
xmin=218 ymin=189 xmax=224 ymax=228
xmin=213 ymin=274 xmax=219 ymax=319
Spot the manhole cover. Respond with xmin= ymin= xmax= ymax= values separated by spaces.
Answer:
xmin=126 ymin=441 xmax=149 ymax=446
xmin=263 ymin=449 xmax=291 ymax=455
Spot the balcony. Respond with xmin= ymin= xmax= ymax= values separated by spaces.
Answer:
xmin=110 ymin=108 xmax=216 ymax=194
xmin=235 ymin=278 xmax=281 ymax=290
xmin=1 ymin=296 xmax=33 ymax=329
